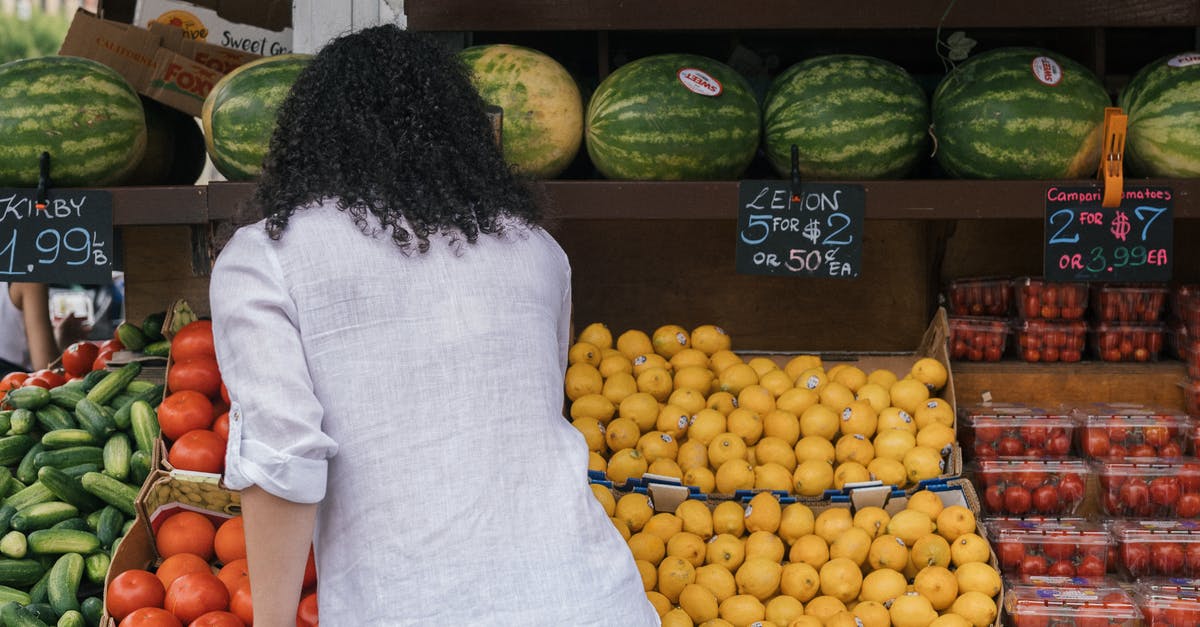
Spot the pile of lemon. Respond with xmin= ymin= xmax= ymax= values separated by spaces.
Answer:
xmin=566 ymin=323 xmax=955 ymax=495
xmin=593 ymin=487 xmax=1002 ymax=627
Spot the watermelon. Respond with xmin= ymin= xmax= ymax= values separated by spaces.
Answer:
xmin=125 ymin=97 xmax=208 ymax=186
xmin=459 ymin=44 xmax=583 ymax=179
xmin=201 ymin=54 xmax=312 ymax=181
xmin=0 ymin=55 xmax=146 ymax=187
xmin=1118 ymin=52 xmax=1200 ymax=178
xmin=585 ymin=53 xmax=760 ymax=181
xmin=931 ymin=47 xmax=1111 ymax=179
xmin=763 ymin=54 xmax=929 ymax=180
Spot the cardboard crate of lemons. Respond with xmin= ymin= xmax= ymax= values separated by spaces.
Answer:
xmin=567 ymin=310 xmax=960 ymax=500
xmin=590 ymin=477 xmax=1001 ymax=627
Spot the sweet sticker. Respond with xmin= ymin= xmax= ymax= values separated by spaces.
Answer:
xmin=1031 ymin=56 xmax=1063 ymax=86
xmin=1168 ymin=53 xmax=1200 ymax=68
xmin=678 ymin=68 xmax=723 ymax=96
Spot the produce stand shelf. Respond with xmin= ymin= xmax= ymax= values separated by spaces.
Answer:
xmin=406 ymin=0 xmax=1200 ymax=30
xmin=954 ymin=359 xmax=1188 ymax=409
xmin=110 ymin=178 xmax=1200 ymax=225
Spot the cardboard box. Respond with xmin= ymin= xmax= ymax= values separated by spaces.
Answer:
xmin=135 ymin=0 xmax=292 ymax=56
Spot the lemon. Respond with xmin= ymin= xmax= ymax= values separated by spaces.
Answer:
xmin=886 ymin=510 xmax=935 ymax=546
xmin=586 ymin=453 xmax=602 ymax=475
xmin=744 ymin=530 xmax=785 ymax=563
xmin=799 ymin=404 xmax=839 ymax=440
xmin=829 ymin=526 xmax=872 ymax=566
xmin=792 ymin=459 xmax=834 ymax=497
xmin=748 ymin=356 xmax=781 ymax=376
xmin=794 ymin=436 xmax=836 ymax=464
xmin=599 ymin=352 xmax=634 ymax=379
xmin=910 ymin=535 xmax=952 ymax=571
xmin=638 ymin=431 xmax=680 ymax=463
xmin=853 ymin=506 xmax=891 ymax=539
xmin=667 ymin=390 xmax=705 ymax=417
xmin=902 ymin=446 xmax=945 ymax=484
xmin=813 ymin=507 xmax=853 ymax=545
xmin=783 ymin=354 xmax=822 ymax=379
xmin=674 ymin=366 xmax=716 ymax=395
xmin=930 ymin=615 xmax=974 ymax=627
xmin=742 ymin=492 xmax=781 ymax=535
xmin=636 ymin=558 xmax=657 ymax=590
xmin=605 ymin=417 xmax=642 ymax=452
xmin=641 ymin=512 xmax=683 ymax=542
xmin=889 ymin=378 xmax=931 ymax=415
xmin=668 ymin=531 xmax=708 ymax=568
xmin=652 ymin=324 xmax=691 ymax=358
xmin=777 ymin=502 xmax=815 ymax=545
xmin=706 ymin=391 xmax=739 ymax=415
xmin=760 ymin=409 xmax=801 ymax=447
xmin=828 ymin=365 xmax=866 ymax=391
xmin=877 ymin=407 xmax=917 ymax=434
xmin=755 ymin=436 xmax=798 ymax=471
xmin=602 ymin=371 xmax=638 ymax=404
xmin=707 ymin=432 xmax=748 ymax=467
xmin=727 ymin=407 xmax=764 ymax=445
xmin=754 ymin=462 xmax=794 ymax=492
xmin=719 ymin=594 xmax=766 ymax=626
xmin=695 ymin=563 xmax=737 ymax=602
xmin=712 ymin=500 xmax=747 ymax=537
xmin=571 ymin=417 xmax=607 ymax=453
xmin=779 ymin=561 xmax=821 ymax=601
xmin=954 ymin=561 xmax=1002 ymax=598
xmin=735 ymin=556 xmax=783 ymax=601
xmin=855 ymin=382 xmax=891 ymax=413
xmin=826 ymin=610 xmax=863 ymax=627
xmin=833 ymin=461 xmax=872 ymax=489
xmin=568 ymin=341 xmax=602 ymax=367
xmin=719 ymin=363 xmax=759 ymax=395
xmin=835 ymin=434 xmax=875 ymax=465
xmin=678 ymin=583 xmax=720 ymax=623
xmin=764 ymin=594 xmax=805 ymax=627
xmin=646 ymin=590 xmax=673 ymax=617
xmin=709 ymin=350 xmax=744 ymax=375
xmin=868 ymin=457 xmax=908 ymax=488
xmin=633 ymin=352 xmax=672 ymax=376
xmin=614 ymin=492 xmax=654 ymax=531
xmin=758 ymin=369 xmax=794 ymax=398
xmin=868 ymin=534 xmax=909 ymax=571
xmin=906 ymin=490 xmax=945 ymax=521
xmin=619 ymin=392 xmax=660 ymax=432
xmin=660 ymin=608 xmax=692 ymax=627
xmin=676 ymin=499 xmax=715 ymax=539
xmin=629 ymin=531 xmax=668 ymax=565
xmin=565 ymin=362 xmax=604 ymax=401
xmin=818 ymin=557 xmax=862 ymax=603
xmin=776 ymin=387 xmax=820 ymax=416
xmin=936 ymin=505 xmax=977 ymax=543
xmin=657 ymin=404 xmax=692 ymax=440
xmin=715 ymin=459 xmax=755 ymax=493
xmin=611 ymin=516 xmax=632 ymax=541
xmin=889 ymin=592 xmax=938 ymax=627
xmin=737 ymin=384 xmax=776 ymax=415
xmin=788 ymin=534 xmax=829 ymax=570
xmin=915 ymin=422 xmax=955 ymax=456
xmin=909 ymin=357 xmax=948 ymax=392
xmin=638 ymin=366 xmax=675 ymax=402
xmin=867 ymin=367 xmax=899 ymax=389
xmin=914 ymin=398 xmax=955 ymax=430
xmin=873 ymin=429 xmax=917 ymax=462
xmin=949 ymin=591 xmax=998 ymax=627
xmin=659 ymin=555 xmax=698 ymax=603
xmin=804 ymin=595 xmax=847 ymax=622
xmin=691 ymin=325 xmax=732 ymax=355
xmin=607 ymin=447 xmax=648 ymax=484
xmin=819 ymin=382 xmax=856 ymax=412
xmin=672 ymin=441 xmax=706 ymax=473
xmin=648 ymin=458 xmax=684 ymax=480
xmin=683 ymin=467 xmax=717 ymax=493
xmin=853 ymin=600 xmax=892 ymax=627
xmin=705 ymin=533 xmax=746 ymax=571
xmin=570 ymin=393 xmax=617 ymax=423
xmin=838 ymin=399 xmax=878 ymax=437
xmin=913 ymin=566 xmax=960 ymax=610
xmin=671 ymin=347 xmax=712 ymax=371
xmin=795 ymin=367 xmax=828 ymax=392
xmin=859 ymin=567 xmax=907 ymax=604
xmin=785 ymin=616 xmax=822 ymax=627
xmin=950 ymin=533 xmax=991 ymax=567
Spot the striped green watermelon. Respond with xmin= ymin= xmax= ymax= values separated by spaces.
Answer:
xmin=586 ymin=53 xmax=760 ymax=180
xmin=202 ymin=54 xmax=312 ymax=181
xmin=0 ymin=56 xmax=146 ymax=187
xmin=763 ymin=54 xmax=929 ymax=180
xmin=931 ymin=47 xmax=1110 ymax=179
xmin=1119 ymin=52 xmax=1200 ymax=177
xmin=459 ymin=44 xmax=583 ymax=179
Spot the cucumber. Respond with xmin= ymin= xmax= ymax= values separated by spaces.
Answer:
xmin=78 ymin=597 xmax=101 ymax=627
xmin=2 ymin=479 xmax=22 ymax=498
xmin=79 ymin=473 xmax=137 ymax=517
xmin=0 ymin=435 xmax=37 ymax=467
xmin=81 ymin=553 xmax=107 ymax=586
xmin=123 ymin=381 xmax=157 ymax=395
xmin=129 ymin=401 xmax=161 ymax=456
xmin=106 ymin=393 xmax=137 ymax=411
xmin=33 ymin=448 xmax=104 ymax=471
xmin=129 ymin=451 xmax=152 ymax=487
xmin=59 ymin=465 xmax=100 ymax=480
xmin=23 ymin=603 xmax=58 ymax=624
xmin=34 ymin=406 xmax=76 ymax=432
xmin=4 ymin=387 xmax=51 ymax=411
xmin=71 ymin=400 xmax=113 ymax=443
xmin=12 ymin=503 xmax=80 ymax=533
xmin=101 ymin=434 xmax=131 ymax=482
xmin=84 ymin=363 xmax=141 ymax=407
xmin=8 ymin=408 xmax=34 ymax=435
xmin=47 ymin=388 xmax=85 ymax=412
xmin=56 ymin=610 xmax=85 ymax=627
xmin=26 ymin=566 xmax=49 ymax=603
xmin=110 ymin=384 xmax=164 ymax=431
xmin=143 ymin=340 xmax=171 ymax=358
xmin=0 ymin=411 xmax=10 ymax=434
xmin=17 ymin=443 xmax=46 ymax=485
xmin=142 ymin=311 xmax=167 ymax=342
xmin=37 ymin=468 xmax=103 ymax=514
xmin=47 ymin=552 xmax=83 ymax=615
xmin=0 ymin=531 xmax=25 ymax=559
xmin=0 ymin=505 xmax=15 ymax=537
xmin=0 ymin=583 xmax=30 ymax=605
xmin=4 ymin=482 xmax=55 ymax=511
xmin=115 ymin=323 xmax=147 ymax=352
xmin=77 ymin=371 xmax=108 ymax=394
xmin=0 ymin=558 xmax=46 ymax=587
xmin=49 ymin=519 xmax=89 ymax=533
xmin=27 ymin=530 xmax=100 ymax=556
xmin=0 ymin=600 xmax=51 ymax=627
xmin=93 ymin=507 xmax=123 ymax=550
xmin=39 ymin=431 xmax=99 ymax=451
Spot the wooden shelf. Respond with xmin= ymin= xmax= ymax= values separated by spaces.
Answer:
xmin=953 ymin=359 xmax=1189 ymax=409
xmin=406 ymin=0 xmax=1200 ymax=31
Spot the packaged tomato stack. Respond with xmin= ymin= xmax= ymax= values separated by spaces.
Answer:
xmin=1012 ymin=277 xmax=1089 ymax=363
xmin=946 ymin=277 xmax=1013 ymax=362
xmin=1089 ymin=283 xmax=1170 ymax=362
xmin=1172 ymin=284 xmax=1200 ymax=424
xmin=1003 ymin=583 xmax=1144 ymax=627
xmin=160 ymin=320 xmax=230 ymax=475
xmin=989 ymin=519 xmax=1110 ymax=579
xmin=1135 ymin=578 xmax=1200 ymax=626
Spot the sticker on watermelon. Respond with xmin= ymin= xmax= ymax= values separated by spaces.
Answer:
xmin=678 ymin=68 xmax=723 ymax=96
xmin=1031 ymin=56 xmax=1063 ymax=86
xmin=1168 ymin=53 xmax=1200 ymax=68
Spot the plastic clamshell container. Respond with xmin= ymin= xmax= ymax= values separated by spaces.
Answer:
xmin=989 ymin=518 xmax=1110 ymax=578
xmin=1015 ymin=318 xmax=1088 ymax=363
xmin=1169 ymin=320 xmax=1190 ymax=360
xmin=1004 ymin=584 xmax=1143 ymax=627
xmin=1092 ymin=282 xmax=1170 ymax=323
xmin=1187 ymin=380 xmax=1200 ymax=417
xmin=946 ymin=277 xmax=1012 ymax=316
xmin=1015 ymin=277 xmax=1089 ymax=320
xmin=1077 ymin=406 xmax=1193 ymax=459
xmin=1171 ymin=284 xmax=1200 ymax=318
xmin=962 ymin=405 xmax=1076 ymax=459
xmin=975 ymin=458 xmax=1089 ymax=517
xmin=1090 ymin=321 xmax=1166 ymax=362
xmin=949 ymin=316 xmax=1009 ymax=362
xmin=1136 ymin=577 xmax=1200 ymax=626
xmin=1096 ymin=457 xmax=1200 ymax=518
xmin=1176 ymin=284 xmax=1200 ymax=336
xmin=1112 ymin=520 xmax=1200 ymax=579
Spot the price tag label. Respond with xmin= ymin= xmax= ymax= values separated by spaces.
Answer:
xmin=1044 ymin=184 xmax=1172 ymax=282
xmin=0 ymin=189 xmax=114 ymax=284
xmin=736 ymin=181 xmax=864 ymax=278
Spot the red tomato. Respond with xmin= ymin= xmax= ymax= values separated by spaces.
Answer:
xmin=296 ymin=591 xmax=318 ymax=627
xmin=62 ymin=341 xmax=99 ymax=377
xmin=0 ymin=371 xmax=28 ymax=393
xmin=1149 ymin=477 xmax=1182 ymax=508
xmin=212 ymin=413 xmax=230 ymax=441
xmin=1019 ymin=553 xmax=1047 ymax=576
xmin=165 ymin=572 xmax=230 ymax=624
xmin=1152 ymin=543 xmax=1186 ymax=574
xmin=168 ymin=358 xmax=223 ymax=399
xmin=216 ymin=559 xmax=248 ymax=597
xmin=190 ymin=611 xmax=244 ymax=627
xmin=998 ymin=542 xmax=1024 ymax=569
xmin=1031 ymin=485 xmax=1058 ymax=513
xmin=1057 ymin=474 xmax=1086 ymax=504
xmin=1004 ymin=485 xmax=1032 ymax=515
xmin=101 ymin=338 xmax=124 ymax=353
xmin=302 ymin=545 xmax=317 ymax=590
xmin=22 ymin=376 xmax=52 ymax=389
xmin=107 ymin=569 xmax=168 ymax=620
xmin=229 ymin=577 xmax=254 ymax=626
xmin=157 ymin=391 xmax=215 ymax=442
xmin=220 ymin=382 xmax=230 ymax=405
xmin=167 ymin=429 xmax=226 ymax=474
xmin=118 ymin=607 xmax=183 ymax=627
xmin=172 ymin=321 xmax=216 ymax=363
xmin=1076 ymin=554 xmax=1105 ymax=577
xmin=31 ymin=369 xmax=66 ymax=388
xmin=93 ymin=349 xmax=114 ymax=372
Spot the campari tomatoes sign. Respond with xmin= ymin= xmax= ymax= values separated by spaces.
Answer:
xmin=1044 ymin=185 xmax=1172 ymax=282
xmin=0 ymin=189 xmax=114 ymax=284
xmin=736 ymin=181 xmax=865 ymax=278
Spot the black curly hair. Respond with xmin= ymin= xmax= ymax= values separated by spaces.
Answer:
xmin=254 ymin=24 xmax=540 ymax=253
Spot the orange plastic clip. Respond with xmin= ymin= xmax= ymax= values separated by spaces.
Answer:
xmin=1097 ymin=107 xmax=1127 ymax=208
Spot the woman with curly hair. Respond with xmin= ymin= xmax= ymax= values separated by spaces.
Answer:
xmin=208 ymin=24 xmax=658 ymax=626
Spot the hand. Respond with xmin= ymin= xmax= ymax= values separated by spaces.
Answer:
xmin=53 ymin=314 xmax=91 ymax=350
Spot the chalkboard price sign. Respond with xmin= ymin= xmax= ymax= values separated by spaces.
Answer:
xmin=0 ymin=189 xmax=114 ymax=284
xmin=736 ymin=181 xmax=865 ymax=278
xmin=1043 ymin=185 xmax=1172 ymax=282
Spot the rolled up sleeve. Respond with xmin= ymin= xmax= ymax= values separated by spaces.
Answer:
xmin=210 ymin=226 xmax=338 ymax=504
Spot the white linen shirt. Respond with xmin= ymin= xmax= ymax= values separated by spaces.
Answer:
xmin=209 ymin=201 xmax=659 ymax=626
